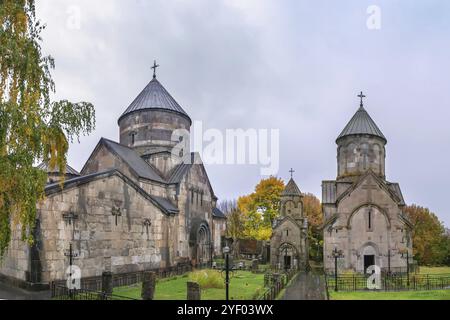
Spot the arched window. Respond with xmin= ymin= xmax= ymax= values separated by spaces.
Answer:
xmin=361 ymin=143 xmax=369 ymax=170
xmin=367 ymin=209 xmax=373 ymax=231
xmin=346 ymin=143 xmax=358 ymax=169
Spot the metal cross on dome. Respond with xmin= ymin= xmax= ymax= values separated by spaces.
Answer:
xmin=151 ymin=60 xmax=160 ymax=79
xmin=289 ymin=168 xmax=295 ymax=179
xmin=358 ymin=91 xmax=366 ymax=107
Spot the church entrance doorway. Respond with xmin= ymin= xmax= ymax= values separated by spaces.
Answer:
xmin=284 ymin=256 xmax=292 ymax=270
xmin=364 ymin=255 xmax=375 ymax=273
xmin=189 ymin=220 xmax=212 ymax=268
xmin=278 ymin=243 xmax=298 ymax=270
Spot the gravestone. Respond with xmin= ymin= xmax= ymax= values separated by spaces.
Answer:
xmin=102 ymin=271 xmax=113 ymax=295
xmin=141 ymin=271 xmax=157 ymax=300
xmin=187 ymin=281 xmax=201 ymax=300
xmin=251 ymin=259 xmax=259 ymax=272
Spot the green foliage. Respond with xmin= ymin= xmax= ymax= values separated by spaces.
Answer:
xmin=113 ymin=271 xmax=265 ymax=300
xmin=189 ymin=270 xmax=224 ymax=290
xmin=0 ymin=0 xmax=95 ymax=256
xmin=238 ymin=177 xmax=285 ymax=240
xmin=302 ymin=193 xmax=323 ymax=261
xmin=405 ymin=205 xmax=449 ymax=266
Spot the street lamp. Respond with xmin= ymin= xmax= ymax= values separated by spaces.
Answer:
xmin=401 ymin=250 xmax=410 ymax=287
xmin=223 ymin=246 xmax=230 ymax=301
xmin=331 ymin=247 xmax=344 ymax=292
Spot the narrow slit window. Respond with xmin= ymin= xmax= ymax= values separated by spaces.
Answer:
xmin=368 ymin=210 xmax=372 ymax=230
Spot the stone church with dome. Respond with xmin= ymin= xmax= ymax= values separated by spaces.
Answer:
xmin=270 ymin=176 xmax=309 ymax=271
xmin=322 ymin=93 xmax=413 ymax=274
xmin=0 ymin=68 xmax=227 ymax=288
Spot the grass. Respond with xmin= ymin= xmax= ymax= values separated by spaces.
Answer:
xmin=113 ymin=270 xmax=265 ymax=300
xmin=419 ymin=266 xmax=450 ymax=274
xmin=329 ymin=289 xmax=450 ymax=300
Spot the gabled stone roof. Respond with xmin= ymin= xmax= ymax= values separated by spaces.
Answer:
xmin=118 ymin=78 xmax=191 ymax=124
xmin=45 ymin=169 xmax=179 ymax=215
xmin=37 ymin=162 xmax=80 ymax=176
xmin=212 ymin=207 xmax=227 ymax=219
xmin=337 ymin=106 xmax=386 ymax=143
xmin=101 ymin=138 xmax=166 ymax=183
xmin=282 ymin=178 xmax=302 ymax=196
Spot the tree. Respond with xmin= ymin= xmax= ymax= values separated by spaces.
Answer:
xmin=237 ymin=177 xmax=285 ymax=240
xmin=219 ymin=200 xmax=244 ymax=259
xmin=302 ymin=193 xmax=323 ymax=261
xmin=0 ymin=0 xmax=95 ymax=256
xmin=404 ymin=205 xmax=448 ymax=266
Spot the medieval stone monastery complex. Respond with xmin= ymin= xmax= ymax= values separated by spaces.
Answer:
xmin=0 ymin=67 xmax=412 ymax=288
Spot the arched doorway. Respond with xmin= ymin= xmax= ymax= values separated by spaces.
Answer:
xmin=359 ymin=242 xmax=380 ymax=273
xmin=189 ymin=219 xmax=212 ymax=267
xmin=277 ymin=243 xmax=299 ymax=270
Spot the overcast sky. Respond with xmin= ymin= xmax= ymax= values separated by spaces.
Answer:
xmin=36 ymin=0 xmax=450 ymax=227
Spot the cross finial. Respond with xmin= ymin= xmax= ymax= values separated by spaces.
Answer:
xmin=151 ymin=60 xmax=160 ymax=79
xmin=289 ymin=168 xmax=295 ymax=179
xmin=358 ymin=91 xmax=366 ymax=108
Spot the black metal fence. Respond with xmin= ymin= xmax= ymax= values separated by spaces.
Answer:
xmin=51 ymin=264 xmax=193 ymax=293
xmin=258 ymin=269 xmax=298 ymax=300
xmin=326 ymin=273 xmax=450 ymax=292
xmin=51 ymin=283 xmax=136 ymax=300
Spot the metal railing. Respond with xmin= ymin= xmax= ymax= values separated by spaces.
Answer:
xmin=51 ymin=264 xmax=193 ymax=292
xmin=50 ymin=283 xmax=137 ymax=300
xmin=258 ymin=269 xmax=298 ymax=300
xmin=325 ymin=273 xmax=450 ymax=292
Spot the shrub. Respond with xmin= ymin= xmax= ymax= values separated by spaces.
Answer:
xmin=189 ymin=270 xmax=225 ymax=289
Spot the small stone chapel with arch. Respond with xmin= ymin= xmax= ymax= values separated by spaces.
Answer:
xmin=270 ymin=170 xmax=309 ymax=271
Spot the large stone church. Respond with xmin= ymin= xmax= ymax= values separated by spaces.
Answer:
xmin=322 ymin=94 xmax=413 ymax=274
xmin=0 ymin=70 xmax=226 ymax=288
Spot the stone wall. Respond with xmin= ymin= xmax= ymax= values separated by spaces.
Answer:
xmin=0 ymin=173 xmax=172 ymax=284
xmin=0 ymin=226 xmax=31 ymax=282
xmin=323 ymin=174 xmax=411 ymax=273
xmin=177 ymin=163 xmax=215 ymax=263
xmin=118 ymin=110 xmax=191 ymax=156
xmin=337 ymin=135 xmax=386 ymax=180
xmin=212 ymin=218 xmax=226 ymax=256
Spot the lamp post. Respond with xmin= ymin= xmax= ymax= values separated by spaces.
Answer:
xmin=331 ymin=247 xmax=344 ymax=292
xmin=401 ymin=250 xmax=410 ymax=287
xmin=223 ymin=246 xmax=230 ymax=301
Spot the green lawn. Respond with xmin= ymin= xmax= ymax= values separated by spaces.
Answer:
xmin=113 ymin=271 xmax=265 ymax=300
xmin=419 ymin=266 xmax=450 ymax=274
xmin=329 ymin=290 xmax=450 ymax=300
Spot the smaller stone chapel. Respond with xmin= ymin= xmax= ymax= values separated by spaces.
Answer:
xmin=270 ymin=176 xmax=309 ymax=271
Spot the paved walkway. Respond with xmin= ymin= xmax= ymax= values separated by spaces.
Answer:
xmin=281 ymin=272 xmax=327 ymax=300
xmin=0 ymin=282 xmax=50 ymax=300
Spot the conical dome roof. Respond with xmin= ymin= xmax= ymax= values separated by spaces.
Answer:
xmin=337 ymin=106 xmax=386 ymax=143
xmin=282 ymin=178 xmax=302 ymax=196
xmin=118 ymin=78 xmax=191 ymax=124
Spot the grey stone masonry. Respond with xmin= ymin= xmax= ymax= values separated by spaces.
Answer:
xmin=322 ymin=103 xmax=412 ymax=274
